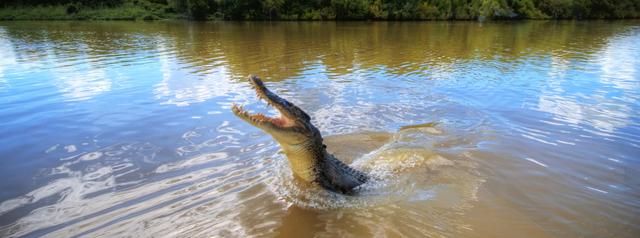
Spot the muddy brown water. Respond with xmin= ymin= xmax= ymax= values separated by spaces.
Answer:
xmin=0 ymin=21 xmax=638 ymax=237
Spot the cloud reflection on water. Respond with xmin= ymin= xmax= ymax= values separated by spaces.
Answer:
xmin=537 ymin=33 xmax=639 ymax=134
xmin=0 ymin=21 xmax=639 ymax=238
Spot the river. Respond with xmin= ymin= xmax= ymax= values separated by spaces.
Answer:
xmin=0 ymin=21 xmax=638 ymax=237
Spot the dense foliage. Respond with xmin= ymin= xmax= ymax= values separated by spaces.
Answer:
xmin=1 ymin=0 xmax=639 ymax=20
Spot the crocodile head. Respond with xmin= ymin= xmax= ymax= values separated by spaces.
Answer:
xmin=232 ymin=75 xmax=324 ymax=181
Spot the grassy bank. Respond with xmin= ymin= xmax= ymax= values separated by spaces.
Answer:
xmin=1 ymin=0 xmax=639 ymax=21
xmin=0 ymin=1 xmax=175 ymax=20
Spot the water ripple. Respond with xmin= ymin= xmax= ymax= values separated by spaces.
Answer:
xmin=0 ymin=20 xmax=639 ymax=237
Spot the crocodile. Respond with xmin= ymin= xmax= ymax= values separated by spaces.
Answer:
xmin=232 ymin=75 xmax=368 ymax=194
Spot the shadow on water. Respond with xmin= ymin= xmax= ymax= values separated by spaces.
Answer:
xmin=275 ymin=206 xmax=324 ymax=237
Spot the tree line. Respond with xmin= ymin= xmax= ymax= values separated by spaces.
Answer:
xmin=2 ymin=0 xmax=639 ymax=21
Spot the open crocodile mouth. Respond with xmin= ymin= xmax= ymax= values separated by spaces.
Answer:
xmin=231 ymin=76 xmax=297 ymax=129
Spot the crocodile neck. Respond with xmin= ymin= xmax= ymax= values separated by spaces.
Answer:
xmin=282 ymin=139 xmax=368 ymax=194
xmin=313 ymin=149 xmax=369 ymax=194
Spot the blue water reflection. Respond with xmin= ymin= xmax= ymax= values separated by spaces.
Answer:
xmin=0 ymin=21 xmax=638 ymax=237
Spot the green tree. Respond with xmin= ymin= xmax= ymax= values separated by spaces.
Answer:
xmin=510 ymin=0 xmax=547 ymax=18
xmin=262 ymin=0 xmax=284 ymax=19
xmin=331 ymin=0 xmax=368 ymax=19
xmin=2 ymin=0 xmax=640 ymax=20
xmin=187 ymin=0 xmax=209 ymax=20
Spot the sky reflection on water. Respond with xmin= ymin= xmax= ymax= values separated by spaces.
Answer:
xmin=0 ymin=21 xmax=638 ymax=237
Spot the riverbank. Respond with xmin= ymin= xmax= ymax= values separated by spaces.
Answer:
xmin=0 ymin=2 xmax=174 ymax=21
xmin=1 ymin=0 xmax=639 ymax=21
